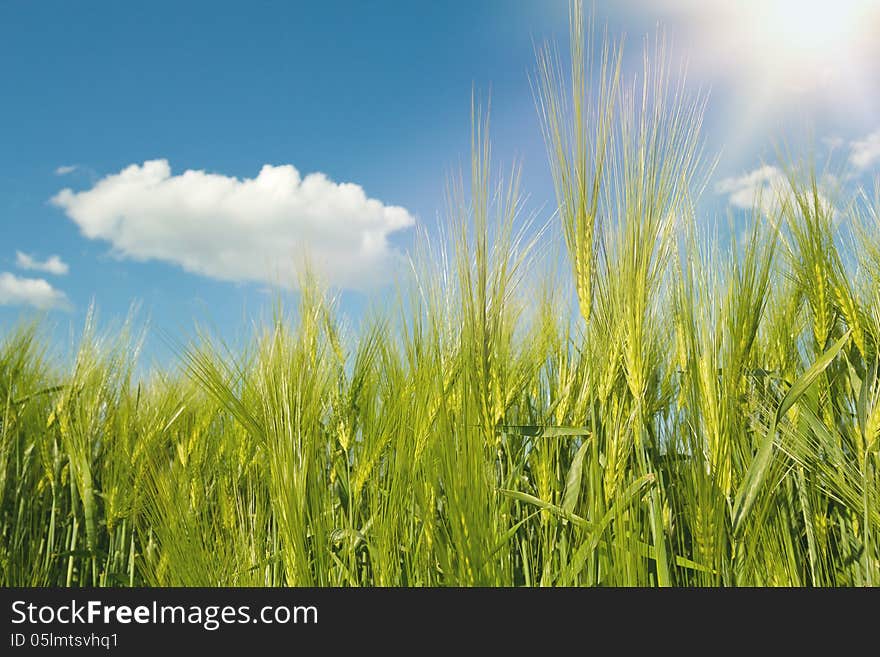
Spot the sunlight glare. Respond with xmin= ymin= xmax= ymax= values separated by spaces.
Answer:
xmin=765 ymin=0 xmax=871 ymax=56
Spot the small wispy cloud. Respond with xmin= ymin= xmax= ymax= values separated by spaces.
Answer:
xmin=0 ymin=272 xmax=70 ymax=310
xmin=716 ymin=163 xmax=837 ymax=220
xmin=715 ymin=165 xmax=788 ymax=213
xmin=822 ymin=136 xmax=844 ymax=150
xmin=849 ymin=129 xmax=880 ymax=171
xmin=15 ymin=251 xmax=69 ymax=276
xmin=55 ymin=165 xmax=78 ymax=176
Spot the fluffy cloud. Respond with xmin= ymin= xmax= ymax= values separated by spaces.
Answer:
xmin=51 ymin=160 xmax=416 ymax=289
xmin=0 ymin=273 xmax=69 ymax=310
xmin=15 ymin=251 xmax=69 ymax=275
xmin=849 ymin=129 xmax=880 ymax=170
xmin=55 ymin=165 xmax=78 ymax=176
xmin=715 ymin=165 xmax=789 ymax=213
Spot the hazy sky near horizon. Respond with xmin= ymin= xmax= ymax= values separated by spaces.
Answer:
xmin=2 ymin=0 xmax=879 ymax=361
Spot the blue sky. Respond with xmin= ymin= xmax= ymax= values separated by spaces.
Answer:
xmin=2 ymin=0 xmax=879 ymax=365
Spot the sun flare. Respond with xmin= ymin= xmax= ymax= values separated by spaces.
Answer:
xmin=762 ymin=0 xmax=874 ymax=58
xmin=663 ymin=0 xmax=880 ymax=141
xmin=668 ymin=0 xmax=879 ymax=81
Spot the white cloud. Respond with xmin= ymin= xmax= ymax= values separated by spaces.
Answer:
xmin=823 ymin=136 xmax=844 ymax=150
xmin=715 ymin=165 xmax=788 ymax=213
xmin=15 ymin=251 xmax=69 ymax=275
xmin=849 ymin=129 xmax=880 ymax=170
xmin=55 ymin=165 xmax=78 ymax=176
xmin=51 ymin=160 xmax=415 ymax=290
xmin=716 ymin=164 xmax=837 ymax=219
xmin=0 ymin=272 xmax=70 ymax=310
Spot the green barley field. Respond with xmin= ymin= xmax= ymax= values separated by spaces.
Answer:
xmin=2 ymin=2 xmax=878 ymax=587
